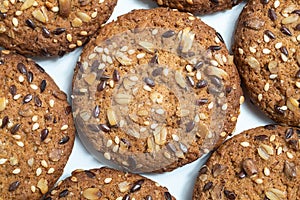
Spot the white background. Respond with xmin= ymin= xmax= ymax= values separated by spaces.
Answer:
xmin=33 ymin=0 xmax=273 ymax=199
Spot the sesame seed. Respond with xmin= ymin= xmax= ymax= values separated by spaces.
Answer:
xmin=172 ymin=134 xmax=179 ymax=141
xmin=220 ymin=132 xmax=227 ymax=137
xmin=0 ymin=158 xmax=8 ymax=164
xmin=106 ymin=140 xmax=113 ymax=147
xmin=238 ymin=48 xmax=244 ymax=55
xmin=61 ymin=125 xmax=68 ymax=130
xmin=277 ymin=147 xmax=283 ymax=155
xmin=16 ymin=141 xmax=24 ymax=147
xmin=255 ymin=178 xmax=263 ymax=184
xmin=32 ymin=123 xmax=39 ymax=131
xmin=249 ymin=47 xmax=256 ymax=53
xmin=104 ymin=152 xmax=111 ymax=160
xmin=240 ymin=96 xmax=245 ymax=104
xmin=264 ymin=34 xmax=270 ymax=43
xmin=273 ymin=0 xmax=280 ymax=8
xmin=258 ymin=94 xmax=263 ymax=101
xmin=12 ymin=168 xmax=21 ymax=174
xmin=264 ymin=83 xmax=270 ymax=91
xmin=49 ymin=99 xmax=54 ymax=107
xmin=91 ymin=11 xmax=97 ymax=18
xmin=67 ymin=34 xmax=72 ymax=42
xmin=240 ymin=141 xmax=250 ymax=147
xmin=31 ymin=185 xmax=36 ymax=193
xmin=143 ymin=85 xmax=152 ymax=92
xmin=36 ymin=168 xmax=42 ymax=176
xmin=275 ymin=42 xmax=282 ymax=49
xmin=32 ymin=115 xmax=38 ymax=122
xmin=12 ymin=17 xmax=18 ymax=27
xmin=264 ymin=167 xmax=270 ymax=176
xmin=52 ymin=6 xmax=59 ymax=12
xmin=137 ymin=53 xmax=146 ymax=59
xmin=41 ymin=160 xmax=48 ymax=168
xmin=262 ymin=48 xmax=271 ymax=54
xmin=210 ymin=60 xmax=219 ymax=66
xmin=270 ymin=135 xmax=276 ymax=142
xmin=18 ymin=75 xmax=25 ymax=82
xmin=104 ymin=178 xmax=112 ymax=183
xmin=222 ymin=103 xmax=228 ymax=111
xmin=281 ymin=53 xmax=288 ymax=62
xmin=208 ymin=102 xmax=214 ymax=109
xmin=286 ymin=152 xmax=293 ymax=159
xmin=47 ymin=168 xmax=55 ymax=174
xmin=270 ymin=74 xmax=278 ymax=79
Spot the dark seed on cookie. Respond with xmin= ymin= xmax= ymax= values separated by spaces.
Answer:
xmin=9 ymin=85 xmax=17 ymax=96
xmin=164 ymin=192 xmax=172 ymax=200
xmin=123 ymin=194 xmax=130 ymax=200
xmin=27 ymin=72 xmax=33 ymax=83
xmin=93 ymin=105 xmax=100 ymax=118
xmin=145 ymin=195 xmax=152 ymax=200
xmin=144 ymin=77 xmax=155 ymax=87
xmin=274 ymin=105 xmax=285 ymax=115
xmin=8 ymin=181 xmax=20 ymax=192
xmin=216 ymin=32 xmax=224 ymax=43
xmin=85 ymin=170 xmax=96 ymax=178
xmin=59 ymin=136 xmax=70 ymax=144
xmin=268 ymin=9 xmax=277 ymax=21
xmin=1 ymin=116 xmax=9 ymax=128
xmin=23 ymin=94 xmax=33 ymax=103
xmin=17 ymin=63 xmax=27 ymax=74
xmin=209 ymin=0 xmax=219 ymax=4
xmin=280 ymin=46 xmax=288 ymax=56
xmin=152 ymin=67 xmax=163 ymax=76
xmin=237 ymin=170 xmax=246 ymax=179
xmin=224 ymin=190 xmax=236 ymax=200
xmin=196 ymin=80 xmax=208 ymax=88
xmin=264 ymin=30 xmax=276 ymax=39
xmin=186 ymin=121 xmax=195 ymax=132
xmin=42 ymin=27 xmax=51 ymax=38
xmin=53 ymin=28 xmax=66 ymax=35
xmin=11 ymin=123 xmax=21 ymax=134
xmin=0 ymin=12 xmax=7 ymax=19
xmin=34 ymin=96 xmax=42 ymax=107
xmin=254 ymin=134 xmax=268 ymax=141
xmin=58 ymin=189 xmax=69 ymax=197
xmin=25 ymin=19 xmax=36 ymax=29
xmin=98 ymin=124 xmax=110 ymax=132
xmin=284 ymin=161 xmax=297 ymax=179
xmin=113 ymin=69 xmax=120 ymax=82
xmin=285 ymin=128 xmax=294 ymax=139
xmin=281 ymin=26 xmax=292 ymax=36
xmin=209 ymin=45 xmax=222 ymax=51
xmin=196 ymin=98 xmax=209 ymax=105
xmin=162 ymin=30 xmax=175 ymax=38
xmin=295 ymin=24 xmax=300 ymax=31
xmin=260 ymin=0 xmax=269 ymax=4
xmin=203 ymin=181 xmax=213 ymax=191
xmin=264 ymin=124 xmax=277 ymax=130
xmin=41 ymin=129 xmax=49 ymax=141
xmin=130 ymin=179 xmax=144 ymax=193
xmin=97 ymin=81 xmax=106 ymax=91
xmin=149 ymin=54 xmax=159 ymax=65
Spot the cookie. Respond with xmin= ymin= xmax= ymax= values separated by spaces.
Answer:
xmin=233 ymin=0 xmax=300 ymax=126
xmin=0 ymin=0 xmax=117 ymax=57
xmin=193 ymin=125 xmax=300 ymax=199
xmin=0 ymin=50 xmax=75 ymax=199
xmin=42 ymin=167 xmax=175 ymax=199
xmin=72 ymin=8 xmax=243 ymax=173
xmin=153 ymin=0 xmax=243 ymax=15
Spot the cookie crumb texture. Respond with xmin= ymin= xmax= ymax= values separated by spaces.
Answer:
xmin=154 ymin=0 xmax=243 ymax=15
xmin=193 ymin=125 xmax=300 ymax=199
xmin=0 ymin=0 xmax=117 ymax=57
xmin=233 ymin=0 xmax=300 ymax=126
xmin=72 ymin=8 xmax=242 ymax=173
xmin=0 ymin=51 xmax=75 ymax=199
xmin=42 ymin=167 xmax=175 ymax=200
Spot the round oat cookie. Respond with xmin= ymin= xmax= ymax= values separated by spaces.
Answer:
xmin=233 ymin=0 xmax=300 ymax=126
xmin=72 ymin=8 xmax=243 ymax=173
xmin=42 ymin=167 xmax=175 ymax=199
xmin=152 ymin=0 xmax=243 ymax=15
xmin=0 ymin=50 xmax=75 ymax=199
xmin=0 ymin=0 xmax=117 ymax=57
xmin=193 ymin=125 xmax=300 ymax=199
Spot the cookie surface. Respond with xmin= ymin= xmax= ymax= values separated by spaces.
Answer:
xmin=0 ymin=0 xmax=117 ymax=57
xmin=0 ymin=50 xmax=75 ymax=199
xmin=153 ymin=0 xmax=243 ymax=15
xmin=43 ymin=167 xmax=175 ymax=199
xmin=72 ymin=8 xmax=242 ymax=173
xmin=233 ymin=0 xmax=300 ymax=126
xmin=193 ymin=125 xmax=300 ymax=199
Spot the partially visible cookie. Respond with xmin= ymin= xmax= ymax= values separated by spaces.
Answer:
xmin=193 ymin=125 xmax=300 ymax=199
xmin=153 ymin=0 xmax=243 ymax=15
xmin=233 ymin=0 xmax=300 ymax=126
xmin=0 ymin=50 xmax=75 ymax=199
xmin=0 ymin=0 xmax=117 ymax=57
xmin=42 ymin=167 xmax=175 ymax=200
xmin=72 ymin=8 xmax=242 ymax=173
